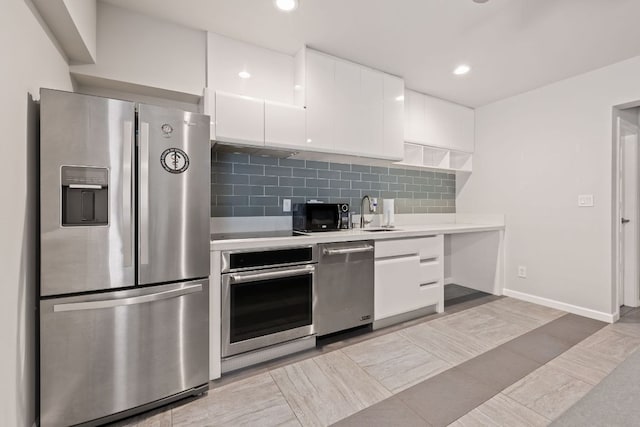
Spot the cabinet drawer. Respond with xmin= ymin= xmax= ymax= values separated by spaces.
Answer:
xmin=417 ymin=281 xmax=442 ymax=307
xmin=419 ymin=235 xmax=443 ymax=260
xmin=375 ymin=238 xmax=424 ymax=258
xmin=419 ymin=260 xmax=442 ymax=284
xmin=375 ymin=235 xmax=442 ymax=259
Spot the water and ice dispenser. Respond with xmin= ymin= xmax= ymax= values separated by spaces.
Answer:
xmin=61 ymin=166 xmax=108 ymax=226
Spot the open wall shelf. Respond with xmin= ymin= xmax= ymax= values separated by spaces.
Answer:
xmin=394 ymin=142 xmax=472 ymax=173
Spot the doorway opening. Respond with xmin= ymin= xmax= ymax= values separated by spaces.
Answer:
xmin=613 ymin=107 xmax=640 ymax=314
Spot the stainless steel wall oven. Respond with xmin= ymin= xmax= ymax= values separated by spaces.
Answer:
xmin=221 ymin=246 xmax=317 ymax=358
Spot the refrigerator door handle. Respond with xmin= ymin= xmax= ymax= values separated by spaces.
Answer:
xmin=123 ymin=120 xmax=134 ymax=267
xmin=140 ymin=121 xmax=150 ymax=265
xmin=53 ymin=283 xmax=203 ymax=312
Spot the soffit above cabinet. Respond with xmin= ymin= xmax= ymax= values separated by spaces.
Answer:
xmin=32 ymin=0 xmax=97 ymax=64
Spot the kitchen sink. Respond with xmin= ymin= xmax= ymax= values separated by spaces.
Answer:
xmin=362 ymin=228 xmax=401 ymax=232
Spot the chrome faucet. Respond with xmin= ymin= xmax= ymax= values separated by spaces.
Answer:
xmin=360 ymin=195 xmax=377 ymax=228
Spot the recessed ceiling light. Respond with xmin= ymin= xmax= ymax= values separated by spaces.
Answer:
xmin=275 ymin=0 xmax=298 ymax=12
xmin=294 ymin=84 xmax=303 ymax=91
xmin=395 ymin=95 xmax=404 ymax=102
xmin=238 ymin=71 xmax=251 ymax=79
xmin=453 ymin=64 xmax=471 ymax=75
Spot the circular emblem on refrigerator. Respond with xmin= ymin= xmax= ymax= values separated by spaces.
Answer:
xmin=161 ymin=123 xmax=174 ymax=137
xmin=160 ymin=148 xmax=189 ymax=174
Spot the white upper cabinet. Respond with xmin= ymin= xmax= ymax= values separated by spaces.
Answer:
xmin=334 ymin=60 xmax=362 ymax=153
xmin=405 ymin=89 xmax=425 ymax=144
xmin=359 ymin=67 xmax=384 ymax=157
xmin=303 ymin=48 xmax=404 ymax=160
xmin=305 ymin=50 xmax=335 ymax=151
xmin=265 ymin=101 xmax=306 ymax=148
xmin=423 ymin=95 xmax=474 ymax=153
xmin=206 ymin=34 xmax=305 ymax=148
xmin=214 ymin=91 xmax=264 ymax=146
xmin=207 ymin=32 xmax=295 ymax=104
xmin=404 ymin=89 xmax=475 ymax=153
xmin=383 ymin=74 xmax=405 ymax=160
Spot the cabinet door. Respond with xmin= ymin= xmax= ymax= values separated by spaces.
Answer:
xmin=305 ymin=50 xmax=335 ymax=151
xmin=359 ymin=67 xmax=384 ymax=157
xmin=334 ymin=60 xmax=361 ymax=154
xmin=215 ymin=92 xmax=264 ymax=146
xmin=423 ymin=94 xmax=474 ymax=153
xmin=404 ymin=89 xmax=425 ymax=143
xmin=374 ymin=255 xmax=421 ymax=320
xmin=203 ymin=88 xmax=216 ymax=140
xmin=383 ymin=74 xmax=404 ymax=160
xmin=265 ymin=101 xmax=306 ymax=148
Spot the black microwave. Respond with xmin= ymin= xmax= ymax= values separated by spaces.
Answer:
xmin=293 ymin=203 xmax=350 ymax=232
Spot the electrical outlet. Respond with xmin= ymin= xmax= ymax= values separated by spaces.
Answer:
xmin=282 ymin=199 xmax=291 ymax=212
xmin=517 ymin=266 xmax=527 ymax=278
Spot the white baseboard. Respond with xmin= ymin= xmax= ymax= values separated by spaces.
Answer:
xmin=444 ymin=277 xmax=454 ymax=285
xmin=503 ymin=289 xmax=616 ymax=323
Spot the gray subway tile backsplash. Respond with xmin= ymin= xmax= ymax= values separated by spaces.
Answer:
xmin=305 ymin=160 xmax=329 ymax=170
xmin=329 ymin=162 xmax=351 ymax=171
xmin=211 ymin=152 xmax=455 ymax=216
xmin=292 ymin=168 xmax=318 ymax=178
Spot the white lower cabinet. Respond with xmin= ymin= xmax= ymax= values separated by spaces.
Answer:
xmin=374 ymin=255 xmax=422 ymax=319
xmin=374 ymin=235 xmax=444 ymax=322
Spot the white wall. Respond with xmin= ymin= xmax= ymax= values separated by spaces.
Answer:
xmin=0 ymin=1 xmax=73 ymax=426
xmin=207 ymin=32 xmax=295 ymax=104
xmin=70 ymin=1 xmax=206 ymax=95
xmin=63 ymin=0 xmax=97 ymax=61
xmin=457 ymin=56 xmax=640 ymax=319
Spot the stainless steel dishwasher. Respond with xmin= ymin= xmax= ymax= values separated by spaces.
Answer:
xmin=316 ymin=241 xmax=375 ymax=336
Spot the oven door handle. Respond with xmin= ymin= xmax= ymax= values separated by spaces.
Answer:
xmin=229 ymin=265 xmax=315 ymax=284
xmin=322 ymin=245 xmax=374 ymax=256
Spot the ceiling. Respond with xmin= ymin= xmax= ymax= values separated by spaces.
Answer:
xmin=102 ymin=0 xmax=640 ymax=107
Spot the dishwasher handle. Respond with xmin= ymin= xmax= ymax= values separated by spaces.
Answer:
xmin=322 ymin=244 xmax=374 ymax=256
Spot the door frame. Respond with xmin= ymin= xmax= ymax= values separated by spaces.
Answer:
xmin=613 ymin=112 xmax=640 ymax=311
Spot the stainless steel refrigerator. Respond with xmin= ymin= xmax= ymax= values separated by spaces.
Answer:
xmin=39 ymin=89 xmax=211 ymax=427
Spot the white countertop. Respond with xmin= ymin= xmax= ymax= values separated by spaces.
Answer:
xmin=210 ymin=222 xmax=504 ymax=251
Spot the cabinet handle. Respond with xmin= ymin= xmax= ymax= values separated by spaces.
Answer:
xmin=420 ymin=281 xmax=439 ymax=287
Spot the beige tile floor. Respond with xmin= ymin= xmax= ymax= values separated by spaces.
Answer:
xmin=111 ymin=299 xmax=640 ymax=427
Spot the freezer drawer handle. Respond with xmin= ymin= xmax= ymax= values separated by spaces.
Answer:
xmin=322 ymin=245 xmax=374 ymax=256
xmin=229 ymin=265 xmax=315 ymax=284
xmin=52 ymin=284 xmax=203 ymax=312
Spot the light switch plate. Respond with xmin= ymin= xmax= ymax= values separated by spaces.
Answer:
xmin=578 ymin=194 xmax=594 ymax=207
xmin=282 ymin=198 xmax=291 ymax=212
